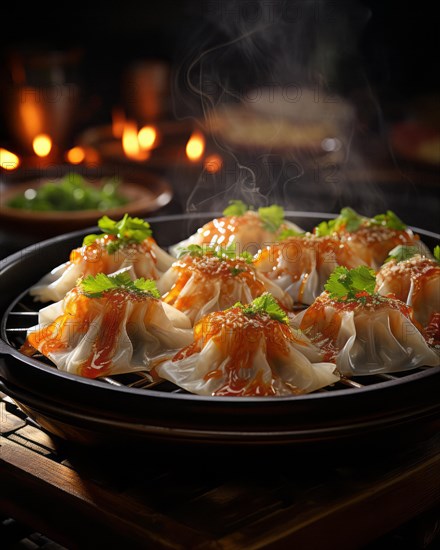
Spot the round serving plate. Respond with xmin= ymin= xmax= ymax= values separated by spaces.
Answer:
xmin=1 ymin=212 xmax=439 ymax=447
xmin=0 ymin=165 xmax=173 ymax=237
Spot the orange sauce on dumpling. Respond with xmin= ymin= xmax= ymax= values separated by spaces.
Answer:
xmin=69 ymin=235 xmax=159 ymax=277
xmin=298 ymin=292 xmax=414 ymax=362
xmin=162 ymin=255 xmax=267 ymax=315
xmin=22 ymin=287 xmax=156 ymax=379
xmin=172 ymin=307 xmax=294 ymax=396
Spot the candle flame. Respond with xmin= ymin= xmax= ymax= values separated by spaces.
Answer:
xmin=122 ymin=122 xmax=140 ymax=159
xmin=204 ymin=153 xmax=223 ymax=173
xmin=122 ymin=121 xmax=149 ymax=160
xmin=138 ymin=125 xmax=157 ymax=150
xmin=0 ymin=148 xmax=20 ymax=170
xmin=186 ymin=131 xmax=205 ymax=161
xmin=33 ymin=134 xmax=52 ymax=157
xmin=66 ymin=146 xmax=86 ymax=164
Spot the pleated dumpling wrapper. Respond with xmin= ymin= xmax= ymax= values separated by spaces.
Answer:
xmin=30 ymin=214 xmax=174 ymax=303
xmin=21 ymin=272 xmax=193 ymax=379
xmin=375 ymin=245 xmax=440 ymax=347
xmin=155 ymin=293 xmax=339 ymax=396
xmin=293 ymin=266 xmax=440 ymax=376
xmin=253 ymin=232 xmax=365 ymax=306
xmin=312 ymin=207 xmax=430 ymax=270
xmin=157 ymin=244 xmax=293 ymax=325
xmin=169 ymin=201 xmax=303 ymax=257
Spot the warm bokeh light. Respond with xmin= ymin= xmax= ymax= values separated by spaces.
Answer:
xmin=66 ymin=146 xmax=86 ymax=164
xmin=204 ymin=153 xmax=223 ymax=173
xmin=122 ymin=122 xmax=140 ymax=159
xmin=138 ymin=125 xmax=157 ymax=150
xmin=33 ymin=134 xmax=52 ymax=157
xmin=122 ymin=122 xmax=149 ymax=160
xmin=112 ymin=106 xmax=126 ymax=138
xmin=185 ymin=131 xmax=205 ymax=161
xmin=0 ymin=147 xmax=20 ymax=170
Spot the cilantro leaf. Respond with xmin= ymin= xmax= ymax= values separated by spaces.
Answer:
xmin=277 ymin=228 xmax=305 ymax=240
xmin=337 ymin=207 xmax=364 ymax=232
xmin=434 ymin=245 xmax=440 ymax=263
xmin=258 ymin=205 xmax=285 ymax=232
xmin=234 ymin=293 xmax=288 ymax=324
xmin=371 ymin=210 xmax=406 ymax=230
xmin=386 ymin=245 xmax=420 ymax=263
xmin=80 ymin=272 xmax=160 ymax=298
xmin=81 ymin=273 xmax=118 ymax=297
xmin=177 ymin=244 xmax=204 ymax=258
xmin=324 ymin=266 xmax=376 ymax=301
xmin=313 ymin=220 xmax=334 ymax=237
xmin=82 ymin=214 xmax=152 ymax=252
xmin=177 ymin=243 xmax=253 ymax=263
xmin=223 ymin=200 xmax=249 ymax=217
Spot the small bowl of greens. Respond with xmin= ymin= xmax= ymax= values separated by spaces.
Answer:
xmin=0 ymin=167 xmax=172 ymax=236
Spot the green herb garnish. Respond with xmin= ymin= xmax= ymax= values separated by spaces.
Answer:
xmin=386 ymin=245 xmax=420 ymax=263
xmin=434 ymin=245 xmax=440 ymax=263
xmin=7 ymin=173 xmax=128 ymax=212
xmin=371 ymin=210 xmax=406 ymax=230
xmin=234 ymin=293 xmax=289 ymax=324
xmin=223 ymin=200 xmax=249 ymax=217
xmin=277 ymin=228 xmax=305 ymax=240
xmin=80 ymin=272 xmax=160 ymax=299
xmin=258 ymin=205 xmax=285 ymax=232
xmin=324 ymin=266 xmax=377 ymax=302
xmin=177 ymin=243 xmax=253 ymax=264
xmin=222 ymin=200 xmax=286 ymax=232
xmin=82 ymin=214 xmax=152 ymax=253
xmin=314 ymin=207 xmax=365 ymax=237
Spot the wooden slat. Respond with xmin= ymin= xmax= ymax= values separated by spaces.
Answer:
xmin=0 ymin=438 xmax=206 ymax=550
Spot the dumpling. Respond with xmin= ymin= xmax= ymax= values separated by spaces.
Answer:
xmin=155 ymin=293 xmax=339 ymax=396
xmin=253 ymin=233 xmax=365 ymax=305
xmin=157 ymin=245 xmax=293 ymax=324
xmin=313 ymin=207 xmax=429 ymax=269
xmin=169 ymin=201 xmax=303 ymax=257
xmin=376 ymin=245 xmax=440 ymax=344
xmin=293 ymin=266 xmax=440 ymax=375
xmin=30 ymin=214 xmax=174 ymax=303
xmin=21 ymin=272 xmax=193 ymax=379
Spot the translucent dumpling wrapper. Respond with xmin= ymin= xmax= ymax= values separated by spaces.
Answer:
xmin=155 ymin=294 xmax=339 ymax=396
xmin=30 ymin=215 xmax=174 ymax=303
xmin=375 ymin=248 xmax=440 ymax=348
xmin=21 ymin=273 xmax=193 ymax=379
xmin=157 ymin=248 xmax=293 ymax=324
xmin=169 ymin=203 xmax=303 ymax=257
xmin=253 ymin=234 xmax=365 ymax=305
xmin=293 ymin=289 xmax=440 ymax=376
xmin=313 ymin=207 xmax=430 ymax=270
xmin=376 ymin=251 xmax=440 ymax=325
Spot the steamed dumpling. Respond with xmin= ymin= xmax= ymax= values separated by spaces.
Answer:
xmin=158 ymin=246 xmax=293 ymax=324
xmin=170 ymin=201 xmax=303 ymax=257
xmin=155 ymin=293 xmax=339 ymax=396
xmin=21 ymin=273 xmax=193 ymax=378
xmin=253 ymin=234 xmax=365 ymax=305
xmin=313 ymin=207 xmax=429 ymax=270
xmin=30 ymin=214 xmax=174 ymax=303
xmin=293 ymin=266 xmax=440 ymax=375
xmin=376 ymin=246 xmax=440 ymax=348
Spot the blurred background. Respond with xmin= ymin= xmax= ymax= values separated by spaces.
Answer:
xmin=0 ymin=0 xmax=438 ymax=256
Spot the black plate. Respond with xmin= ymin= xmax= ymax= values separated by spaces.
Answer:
xmin=1 ymin=212 xmax=439 ymax=446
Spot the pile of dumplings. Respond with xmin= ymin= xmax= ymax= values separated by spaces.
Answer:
xmin=21 ymin=203 xmax=440 ymax=397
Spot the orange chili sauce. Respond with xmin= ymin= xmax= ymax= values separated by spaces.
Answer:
xmin=173 ymin=307 xmax=294 ymax=396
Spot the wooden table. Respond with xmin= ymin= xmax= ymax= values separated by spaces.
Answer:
xmin=1 ymin=391 xmax=440 ymax=549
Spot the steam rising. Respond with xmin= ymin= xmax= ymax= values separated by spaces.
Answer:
xmin=172 ymin=0 xmax=374 ymax=214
